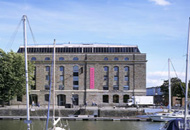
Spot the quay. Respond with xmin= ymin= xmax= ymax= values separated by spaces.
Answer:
xmin=0 ymin=105 xmax=165 ymax=121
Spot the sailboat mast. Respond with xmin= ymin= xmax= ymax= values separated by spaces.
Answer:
xmin=185 ymin=18 xmax=190 ymax=130
xmin=53 ymin=39 xmax=56 ymax=127
xmin=23 ymin=15 xmax=30 ymax=130
xmin=168 ymin=58 xmax=171 ymax=112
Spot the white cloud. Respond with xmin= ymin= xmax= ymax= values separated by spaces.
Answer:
xmin=149 ymin=0 xmax=171 ymax=6
xmin=147 ymin=71 xmax=185 ymax=87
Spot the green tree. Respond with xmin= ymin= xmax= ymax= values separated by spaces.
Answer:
xmin=0 ymin=49 xmax=34 ymax=106
xmin=160 ymin=77 xmax=187 ymax=106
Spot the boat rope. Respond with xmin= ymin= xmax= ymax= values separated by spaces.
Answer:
xmin=170 ymin=59 xmax=185 ymax=95
xmin=5 ymin=18 xmax=22 ymax=52
xmin=26 ymin=16 xmax=37 ymax=45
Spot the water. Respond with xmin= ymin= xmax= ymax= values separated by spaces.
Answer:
xmin=0 ymin=120 xmax=164 ymax=130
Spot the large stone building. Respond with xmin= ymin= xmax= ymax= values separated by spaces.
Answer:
xmin=12 ymin=44 xmax=147 ymax=107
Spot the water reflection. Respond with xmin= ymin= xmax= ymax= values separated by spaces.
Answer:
xmin=0 ymin=120 xmax=163 ymax=130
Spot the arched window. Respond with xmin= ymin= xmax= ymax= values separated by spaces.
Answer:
xmin=59 ymin=57 xmax=64 ymax=61
xmin=124 ymin=66 xmax=129 ymax=71
xmin=114 ymin=66 xmax=119 ymax=71
xmin=124 ymin=57 xmax=129 ymax=61
xmin=104 ymin=57 xmax=108 ymax=61
xmin=114 ymin=57 xmax=119 ymax=61
xmin=31 ymin=57 xmax=36 ymax=61
xmin=123 ymin=95 xmax=129 ymax=103
xmin=104 ymin=66 xmax=108 ymax=72
xmin=60 ymin=66 xmax=64 ymax=71
xmin=73 ymin=57 xmax=79 ymax=61
xmin=45 ymin=57 xmax=50 ymax=61
xmin=113 ymin=95 xmax=119 ymax=103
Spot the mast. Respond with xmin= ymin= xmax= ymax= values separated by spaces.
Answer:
xmin=184 ymin=17 xmax=190 ymax=130
xmin=168 ymin=58 xmax=171 ymax=112
xmin=53 ymin=39 xmax=56 ymax=128
xmin=23 ymin=15 xmax=30 ymax=130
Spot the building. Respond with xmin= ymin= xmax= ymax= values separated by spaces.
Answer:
xmin=146 ymin=87 xmax=163 ymax=105
xmin=12 ymin=44 xmax=147 ymax=107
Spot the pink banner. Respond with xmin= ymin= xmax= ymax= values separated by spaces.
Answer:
xmin=90 ymin=68 xmax=94 ymax=89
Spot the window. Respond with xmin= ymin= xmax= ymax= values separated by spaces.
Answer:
xmin=114 ymin=76 xmax=118 ymax=81
xmin=59 ymin=57 xmax=64 ymax=61
xmin=104 ymin=66 xmax=108 ymax=72
xmin=60 ymin=75 xmax=64 ymax=81
xmin=104 ymin=76 xmax=108 ymax=81
xmin=103 ymin=95 xmax=109 ymax=103
xmin=114 ymin=57 xmax=119 ymax=61
xmin=46 ymin=75 xmax=49 ymax=80
xmin=104 ymin=57 xmax=108 ymax=61
xmin=103 ymin=85 xmax=108 ymax=90
xmin=113 ymin=85 xmax=119 ymax=90
xmin=45 ymin=57 xmax=50 ymax=61
xmin=17 ymin=95 xmax=22 ymax=102
xmin=46 ymin=66 xmax=50 ymax=71
xmin=31 ymin=57 xmax=36 ymax=61
xmin=59 ymin=85 xmax=64 ymax=90
xmin=73 ymin=66 xmax=79 ymax=90
xmin=125 ymin=76 xmax=129 ymax=81
xmin=45 ymin=85 xmax=49 ymax=90
xmin=60 ymin=66 xmax=64 ymax=71
xmin=45 ymin=94 xmax=49 ymax=101
xmin=73 ymin=57 xmax=79 ymax=61
xmin=124 ymin=66 xmax=129 ymax=71
xmin=123 ymin=86 xmax=129 ymax=90
xmin=113 ymin=95 xmax=119 ymax=103
xmin=114 ymin=66 xmax=119 ymax=71
xmin=124 ymin=57 xmax=129 ymax=61
xmin=123 ymin=95 xmax=129 ymax=103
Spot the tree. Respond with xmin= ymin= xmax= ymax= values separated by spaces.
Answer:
xmin=0 ymin=49 xmax=34 ymax=106
xmin=160 ymin=77 xmax=188 ymax=106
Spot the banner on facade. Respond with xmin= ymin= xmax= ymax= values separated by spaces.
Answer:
xmin=90 ymin=68 xmax=94 ymax=89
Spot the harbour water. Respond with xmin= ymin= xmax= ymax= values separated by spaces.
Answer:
xmin=0 ymin=120 xmax=164 ymax=130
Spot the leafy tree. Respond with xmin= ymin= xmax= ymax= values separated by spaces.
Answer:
xmin=160 ymin=77 xmax=188 ymax=106
xmin=0 ymin=49 xmax=34 ymax=106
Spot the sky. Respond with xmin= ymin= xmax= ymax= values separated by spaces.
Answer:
xmin=0 ymin=0 xmax=190 ymax=88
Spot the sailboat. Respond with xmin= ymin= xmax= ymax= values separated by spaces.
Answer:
xmin=21 ymin=15 xmax=67 ymax=130
xmin=149 ymin=59 xmax=189 ymax=122
xmin=159 ymin=18 xmax=190 ymax=130
xmin=45 ymin=40 xmax=67 ymax=130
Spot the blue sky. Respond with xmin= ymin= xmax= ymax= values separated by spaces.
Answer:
xmin=0 ymin=0 xmax=190 ymax=87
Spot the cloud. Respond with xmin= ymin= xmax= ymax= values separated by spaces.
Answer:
xmin=149 ymin=0 xmax=171 ymax=6
xmin=147 ymin=71 xmax=185 ymax=87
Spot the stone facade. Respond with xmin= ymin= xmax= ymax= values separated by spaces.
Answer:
xmin=11 ymin=44 xmax=147 ymax=107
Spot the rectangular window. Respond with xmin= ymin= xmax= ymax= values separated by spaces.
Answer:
xmin=125 ymin=76 xmax=129 ymax=81
xmin=59 ymin=85 xmax=64 ymax=90
xmin=46 ymin=75 xmax=49 ymax=80
xmin=45 ymin=94 xmax=49 ymax=101
xmin=46 ymin=66 xmax=50 ymax=71
xmin=103 ymin=95 xmax=109 ymax=103
xmin=104 ymin=76 xmax=108 ymax=81
xmin=73 ymin=72 xmax=78 ymax=76
xmin=123 ymin=86 xmax=129 ymax=90
xmin=60 ymin=75 xmax=64 ymax=81
xmin=114 ymin=76 xmax=118 ymax=81
xmin=113 ymin=85 xmax=119 ymax=90
xmin=103 ymin=85 xmax=108 ymax=90
xmin=73 ymin=76 xmax=79 ymax=81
